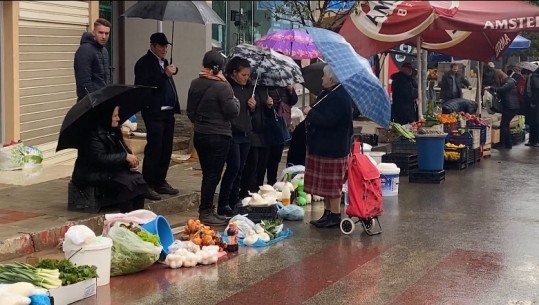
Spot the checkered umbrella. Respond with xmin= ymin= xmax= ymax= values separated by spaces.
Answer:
xmin=305 ymin=27 xmax=391 ymax=128
xmin=229 ymin=43 xmax=304 ymax=87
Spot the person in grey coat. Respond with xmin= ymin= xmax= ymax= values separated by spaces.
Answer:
xmin=187 ymin=50 xmax=240 ymax=225
xmin=486 ymin=69 xmax=519 ymax=149
xmin=440 ymin=63 xmax=472 ymax=102
xmin=74 ymin=18 xmax=111 ymax=101
xmin=524 ymin=68 xmax=539 ymax=147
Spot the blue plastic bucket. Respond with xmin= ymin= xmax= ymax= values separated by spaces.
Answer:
xmin=416 ymin=134 xmax=447 ymax=171
xmin=141 ymin=215 xmax=174 ymax=256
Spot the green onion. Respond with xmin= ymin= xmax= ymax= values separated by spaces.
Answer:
xmin=0 ymin=262 xmax=62 ymax=289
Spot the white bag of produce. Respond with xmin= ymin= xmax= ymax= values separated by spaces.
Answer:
xmin=62 ymin=225 xmax=97 ymax=252
xmin=108 ymin=226 xmax=162 ymax=276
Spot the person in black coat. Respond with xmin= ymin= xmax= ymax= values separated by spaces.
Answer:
xmin=304 ymin=64 xmax=353 ymax=229
xmin=134 ymin=32 xmax=180 ymax=201
xmin=441 ymin=98 xmax=478 ymax=114
xmin=390 ymin=62 xmax=418 ymax=124
xmin=523 ymin=69 xmax=539 ymax=146
xmin=71 ymin=106 xmax=148 ymax=213
xmin=440 ymin=63 xmax=472 ymax=102
xmin=486 ymin=69 xmax=520 ymax=149
xmin=216 ymin=57 xmax=261 ymax=217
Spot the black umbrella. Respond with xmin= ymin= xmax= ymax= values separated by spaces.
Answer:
xmin=121 ymin=1 xmax=225 ymax=64
xmin=56 ymin=84 xmax=154 ymax=152
xmin=301 ymin=62 xmax=326 ymax=96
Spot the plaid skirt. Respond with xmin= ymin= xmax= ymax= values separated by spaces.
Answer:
xmin=304 ymin=152 xmax=348 ymax=198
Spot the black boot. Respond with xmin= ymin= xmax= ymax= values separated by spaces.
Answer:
xmin=309 ymin=209 xmax=331 ymax=225
xmin=199 ymin=209 xmax=228 ymax=226
xmin=314 ymin=212 xmax=342 ymax=228
xmin=217 ymin=205 xmax=236 ymax=218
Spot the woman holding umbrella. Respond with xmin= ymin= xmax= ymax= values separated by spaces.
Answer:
xmin=71 ymin=106 xmax=148 ymax=213
xmin=304 ymin=64 xmax=353 ymax=228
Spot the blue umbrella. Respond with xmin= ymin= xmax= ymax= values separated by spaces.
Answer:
xmin=305 ymin=27 xmax=391 ymax=128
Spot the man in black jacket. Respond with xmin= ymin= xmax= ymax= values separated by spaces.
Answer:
xmin=440 ymin=63 xmax=472 ymax=102
xmin=74 ymin=18 xmax=111 ymax=102
xmin=134 ymin=32 xmax=180 ymax=200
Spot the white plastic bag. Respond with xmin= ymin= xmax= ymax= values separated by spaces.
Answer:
xmin=62 ymin=225 xmax=97 ymax=252
xmin=226 ymin=215 xmax=256 ymax=239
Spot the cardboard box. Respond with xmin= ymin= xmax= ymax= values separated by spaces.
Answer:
xmin=49 ymin=278 xmax=97 ymax=305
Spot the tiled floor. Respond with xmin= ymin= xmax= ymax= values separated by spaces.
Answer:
xmin=0 ymin=209 xmax=45 ymax=224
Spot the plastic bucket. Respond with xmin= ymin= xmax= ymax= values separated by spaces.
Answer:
xmin=366 ymin=151 xmax=386 ymax=165
xmin=141 ymin=215 xmax=174 ymax=257
xmin=377 ymin=163 xmax=400 ymax=197
xmin=65 ymin=236 xmax=113 ymax=286
xmin=416 ymin=134 xmax=447 ymax=171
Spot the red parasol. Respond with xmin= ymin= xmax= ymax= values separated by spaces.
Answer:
xmin=339 ymin=1 xmax=539 ymax=61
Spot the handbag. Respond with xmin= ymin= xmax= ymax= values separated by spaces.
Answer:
xmin=265 ymin=108 xmax=291 ymax=145
xmin=490 ymin=91 xmax=503 ymax=114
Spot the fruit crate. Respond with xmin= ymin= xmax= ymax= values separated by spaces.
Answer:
xmin=381 ymin=153 xmax=418 ymax=176
xmin=359 ymin=133 xmax=378 ymax=146
xmin=391 ymin=137 xmax=417 ymax=154
xmin=473 ymin=147 xmax=481 ymax=163
xmin=376 ymin=127 xmax=399 ymax=143
xmin=409 ymin=169 xmax=446 ymax=184
xmin=466 ymin=147 xmax=476 ymax=165
xmin=481 ymin=144 xmax=492 ymax=158
xmin=468 ymin=125 xmax=487 ymax=144
xmin=491 ymin=127 xmax=500 ymax=144
xmin=446 ymin=132 xmax=474 ymax=149
xmin=444 ymin=147 xmax=468 ymax=170
xmin=443 ymin=122 xmax=458 ymax=133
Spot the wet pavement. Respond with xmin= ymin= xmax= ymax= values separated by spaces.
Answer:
xmin=64 ymin=144 xmax=539 ymax=305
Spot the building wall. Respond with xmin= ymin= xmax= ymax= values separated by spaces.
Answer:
xmin=122 ymin=1 xmax=212 ymax=110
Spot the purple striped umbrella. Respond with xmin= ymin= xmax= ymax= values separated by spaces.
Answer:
xmin=254 ymin=29 xmax=321 ymax=60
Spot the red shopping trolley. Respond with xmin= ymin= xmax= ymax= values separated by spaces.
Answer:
xmin=340 ymin=138 xmax=383 ymax=235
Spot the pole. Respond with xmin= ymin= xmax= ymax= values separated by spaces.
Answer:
xmin=157 ymin=21 xmax=162 ymax=33
xmin=416 ymin=37 xmax=424 ymax=120
xmin=476 ymin=62 xmax=483 ymax=116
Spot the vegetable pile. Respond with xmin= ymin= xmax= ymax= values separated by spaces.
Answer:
xmin=181 ymin=219 xmax=225 ymax=250
xmin=0 ymin=263 xmax=61 ymax=289
xmin=35 ymin=259 xmax=97 ymax=286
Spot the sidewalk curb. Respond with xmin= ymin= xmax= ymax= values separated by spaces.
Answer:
xmin=0 ymin=192 xmax=199 ymax=261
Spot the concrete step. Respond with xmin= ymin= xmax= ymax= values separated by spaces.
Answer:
xmin=0 ymin=192 xmax=200 ymax=262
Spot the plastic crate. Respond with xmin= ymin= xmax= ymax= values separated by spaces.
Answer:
xmin=359 ymin=133 xmax=378 ymax=146
xmin=391 ymin=137 xmax=417 ymax=154
xmin=409 ymin=170 xmax=446 ymax=184
xmin=236 ymin=205 xmax=278 ymax=223
xmin=444 ymin=147 xmax=468 ymax=170
xmin=446 ymin=132 xmax=474 ymax=149
xmin=382 ymin=153 xmax=418 ymax=176
xmin=466 ymin=148 xmax=475 ymax=165
xmin=473 ymin=148 xmax=481 ymax=163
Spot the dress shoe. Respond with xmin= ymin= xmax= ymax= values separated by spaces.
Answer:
xmin=309 ymin=209 xmax=331 ymax=225
xmin=525 ymin=142 xmax=539 ymax=147
xmin=314 ymin=213 xmax=342 ymax=228
xmin=199 ymin=209 xmax=228 ymax=226
xmin=217 ymin=205 xmax=236 ymax=218
xmin=145 ymin=187 xmax=162 ymax=201
xmin=154 ymin=181 xmax=179 ymax=195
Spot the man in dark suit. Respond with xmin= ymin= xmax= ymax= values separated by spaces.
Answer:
xmin=134 ymin=32 xmax=180 ymax=200
xmin=440 ymin=63 xmax=472 ymax=102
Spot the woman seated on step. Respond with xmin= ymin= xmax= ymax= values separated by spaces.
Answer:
xmin=71 ymin=106 xmax=149 ymax=213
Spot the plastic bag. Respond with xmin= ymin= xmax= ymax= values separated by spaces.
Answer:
xmin=0 ymin=143 xmax=24 ymax=171
xmin=226 ymin=215 xmax=256 ymax=239
xmin=22 ymin=146 xmax=43 ymax=168
xmin=276 ymin=203 xmax=305 ymax=221
xmin=62 ymin=225 xmax=97 ymax=252
xmin=108 ymin=226 xmax=162 ymax=276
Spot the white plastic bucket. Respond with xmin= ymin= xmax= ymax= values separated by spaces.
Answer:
xmin=65 ymin=236 xmax=113 ymax=286
xmin=377 ymin=163 xmax=400 ymax=197
xmin=366 ymin=151 xmax=386 ymax=165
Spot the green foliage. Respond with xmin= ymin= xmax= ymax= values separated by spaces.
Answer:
xmin=36 ymin=259 xmax=97 ymax=286
xmin=269 ymin=0 xmax=359 ymax=30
